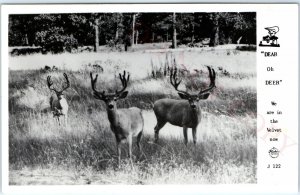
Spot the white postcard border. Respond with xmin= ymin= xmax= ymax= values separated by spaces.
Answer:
xmin=1 ymin=3 xmax=298 ymax=194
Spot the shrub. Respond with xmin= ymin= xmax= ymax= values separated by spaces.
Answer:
xmin=35 ymin=27 xmax=78 ymax=54
xmin=236 ymin=45 xmax=256 ymax=51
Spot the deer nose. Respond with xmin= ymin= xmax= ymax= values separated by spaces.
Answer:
xmin=108 ymin=104 xmax=114 ymax=109
xmin=191 ymin=105 xmax=196 ymax=109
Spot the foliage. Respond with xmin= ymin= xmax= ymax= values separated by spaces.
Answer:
xmin=9 ymin=12 xmax=256 ymax=53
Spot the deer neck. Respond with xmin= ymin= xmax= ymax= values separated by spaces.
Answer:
xmin=190 ymin=104 xmax=201 ymax=118
xmin=106 ymin=107 xmax=119 ymax=128
xmin=59 ymin=96 xmax=66 ymax=103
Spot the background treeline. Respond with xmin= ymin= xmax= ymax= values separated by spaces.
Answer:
xmin=9 ymin=12 xmax=256 ymax=53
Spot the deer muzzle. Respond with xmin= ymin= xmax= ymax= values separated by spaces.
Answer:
xmin=108 ymin=104 xmax=114 ymax=109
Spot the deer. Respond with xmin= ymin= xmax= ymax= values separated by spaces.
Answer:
xmin=47 ymin=73 xmax=70 ymax=126
xmin=90 ymin=71 xmax=144 ymax=168
xmin=153 ymin=66 xmax=216 ymax=145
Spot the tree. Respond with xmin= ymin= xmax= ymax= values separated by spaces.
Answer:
xmin=33 ymin=14 xmax=79 ymax=53
xmin=132 ymin=14 xmax=136 ymax=46
xmin=172 ymin=12 xmax=177 ymax=49
xmin=67 ymin=14 xmax=94 ymax=46
xmin=8 ymin=12 xmax=256 ymax=52
xmin=94 ymin=18 xmax=100 ymax=52
xmin=9 ymin=14 xmax=38 ymax=46
xmin=209 ymin=13 xmax=220 ymax=47
xmin=88 ymin=14 xmax=102 ymax=52
xmin=208 ymin=12 xmax=256 ymax=46
xmin=122 ymin=13 xmax=133 ymax=51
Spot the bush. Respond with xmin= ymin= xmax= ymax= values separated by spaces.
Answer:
xmin=236 ymin=45 xmax=256 ymax=51
xmin=106 ymin=39 xmax=123 ymax=52
xmin=35 ymin=27 xmax=78 ymax=54
xmin=65 ymin=35 xmax=78 ymax=53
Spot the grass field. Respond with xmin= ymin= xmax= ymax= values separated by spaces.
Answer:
xmin=8 ymin=47 xmax=257 ymax=185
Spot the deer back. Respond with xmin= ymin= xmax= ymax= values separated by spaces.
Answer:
xmin=154 ymin=98 xmax=201 ymax=128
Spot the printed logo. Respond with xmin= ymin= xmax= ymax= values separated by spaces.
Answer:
xmin=269 ymin=147 xmax=280 ymax=158
xmin=271 ymin=101 xmax=277 ymax=106
xmin=259 ymin=26 xmax=280 ymax=47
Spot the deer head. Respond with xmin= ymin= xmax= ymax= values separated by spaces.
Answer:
xmin=90 ymin=71 xmax=130 ymax=110
xmin=47 ymin=73 xmax=70 ymax=99
xmin=170 ymin=66 xmax=216 ymax=109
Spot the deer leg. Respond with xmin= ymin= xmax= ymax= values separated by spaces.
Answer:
xmin=137 ymin=131 xmax=145 ymax=159
xmin=154 ymin=121 xmax=166 ymax=143
xmin=127 ymin=136 xmax=134 ymax=169
xmin=137 ymin=131 xmax=143 ymax=152
xmin=57 ymin=116 xmax=61 ymax=126
xmin=192 ymin=127 xmax=197 ymax=145
xmin=64 ymin=115 xmax=68 ymax=128
xmin=183 ymin=127 xmax=188 ymax=146
xmin=116 ymin=141 xmax=121 ymax=169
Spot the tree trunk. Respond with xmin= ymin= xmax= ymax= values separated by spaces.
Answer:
xmin=132 ymin=14 xmax=136 ymax=46
xmin=172 ymin=12 xmax=177 ymax=49
xmin=166 ymin=30 xmax=169 ymax=42
xmin=94 ymin=18 xmax=100 ymax=52
xmin=24 ymin=33 xmax=29 ymax=46
xmin=152 ymin=32 xmax=155 ymax=43
xmin=237 ymin=36 xmax=243 ymax=44
xmin=115 ymin=28 xmax=119 ymax=40
xmin=213 ymin=24 xmax=219 ymax=46
xmin=210 ymin=15 xmax=219 ymax=47
xmin=135 ymin=30 xmax=138 ymax=45
xmin=191 ymin=23 xmax=195 ymax=43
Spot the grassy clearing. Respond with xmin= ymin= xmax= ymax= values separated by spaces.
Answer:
xmin=9 ymin=50 xmax=256 ymax=184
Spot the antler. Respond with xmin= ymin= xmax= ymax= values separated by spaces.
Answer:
xmin=170 ymin=67 xmax=190 ymax=96
xmin=61 ymin=73 xmax=70 ymax=92
xmin=115 ymin=70 xmax=130 ymax=95
xmin=198 ymin=66 xmax=216 ymax=95
xmin=47 ymin=73 xmax=70 ymax=94
xmin=90 ymin=73 xmax=106 ymax=96
xmin=47 ymin=75 xmax=59 ymax=93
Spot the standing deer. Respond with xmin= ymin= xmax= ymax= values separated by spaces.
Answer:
xmin=47 ymin=73 xmax=70 ymax=126
xmin=153 ymin=66 xmax=216 ymax=145
xmin=90 ymin=71 xmax=143 ymax=168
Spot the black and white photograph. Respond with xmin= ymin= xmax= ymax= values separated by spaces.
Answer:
xmin=7 ymin=10 xmax=257 ymax=185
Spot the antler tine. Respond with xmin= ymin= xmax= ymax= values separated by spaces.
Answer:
xmin=170 ymin=67 xmax=189 ymax=95
xmin=199 ymin=66 xmax=216 ymax=95
xmin=47 ymin=76 xmax=53 ymax=88
xmin=61 ymin=73 xmax=70 ymax=92
xmin=207 ymin=66 xmax=216 ymax=87
xmin=47 ymin=75 xmax=59 ymax=93
xmin=90 ymin=72 xmax=102 ymax=93
xmin=116 ymin=70 xmax=130 ymax=94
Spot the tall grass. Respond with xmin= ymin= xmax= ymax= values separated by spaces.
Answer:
xmin=9 ymin=50 xmax=256 ymax=184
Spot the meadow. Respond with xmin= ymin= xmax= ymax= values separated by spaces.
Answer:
xmin=8 ymin=47 xmax=257 ymax=185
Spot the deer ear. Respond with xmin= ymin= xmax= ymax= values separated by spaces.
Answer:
xmin=178 ymin=92 xmax=189 ymax=100
xmin=117 ymin=91 xmax=128 ymax=99
xmin=199 ymin=93 xmax=210 ymax=100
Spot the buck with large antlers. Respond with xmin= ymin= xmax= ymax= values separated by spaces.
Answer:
xmin=47 ymin=73 xmax=70 ymax=126
xmin=90 ymin=71 xmax=144 ymax=168
xmin=153 ymin=66 xmax=216 ymax=145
